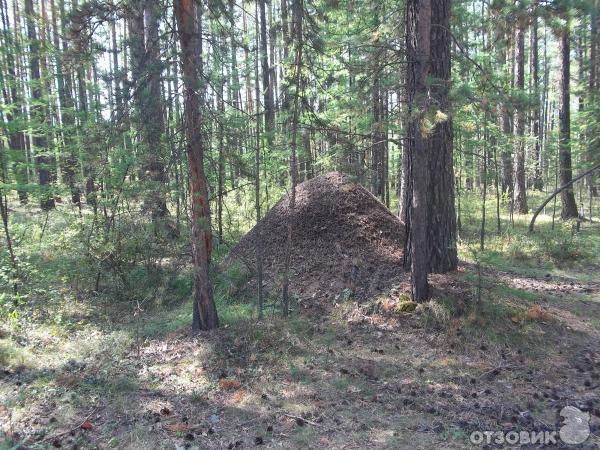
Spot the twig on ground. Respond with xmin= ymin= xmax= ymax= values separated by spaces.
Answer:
xmin=283 ymin=413 xmax=324 ymax=428
xmin=478 ymin=365 xmax=513 ymax=379
xmin=238 ymin=415 xmax=264 ymax=427
xmin=39 ymin=406 xmax=98 ymax=444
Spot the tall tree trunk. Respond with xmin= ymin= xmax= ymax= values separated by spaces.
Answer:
xmin=587 ymin=0 xmax=598 ymax=198
xmin=129 ymin=0 xmax=169 ymax=222
xmin=405 ymin=0 xmax=431 ymax=300
xmin=577 ymin=32 xmax=585 ymax=211
xmin=217 ymin=41 xmax=225 ymax=244
xmin=259 ymin=0 xmax=275 ymax=140
xmin=384 ymin=90 xmax=390 ymax=207
xmin=145 ymin=0 xmax=169 ymax=221
xmin=480 ymin=119 xmax=488 ymax=251
xmin=282 ymin=0 xmax=303 ymax=316
xmin=0 ymin=0 xmax=28 ymax=203
xmin=13 ymin=0 xmax=34 ymax=187
xmin=39 ymin=0 xmax=57 ymax=181
xmin=428 ymin=0 xmax=457 ymax=273
xmin=243 ymin=0 xmax=253 ymax=115
xmin=227 ymin=0 xmax=242 ymax=180
xmin=371 ymin=8 xmax=385 ymax=201
xmin=541 ymin=24 xmax=550 ymax=183
xmin=499 ymin=29 xmax=513 ymax=196
xmin=371 ymin=75 xmax=385 ymax=200
xmin=253 ymin=3 xmax=265 ymax=318
xmin=493 ymin=141 xmax=501 ymax=233
xmin=56 ymin=0 xmax=81 ymax=206
xmin=280 ymin=0 xmax=290 ymax=111
xmin=0 ymin=138 xmax=19 ymax=292
xmin=399 ymin=145 xmax=409 ymax=220
xmin=71 ymin=0 xmax=95 ymax=208
xmin=558 ymin=18 xmax=578 ymax=219
xmin=513 ymin=16 xmax=528 ymax=213
xmin=398 ymin=69 xmax=409 ymax=220
xmin=111 ymin=19 xmax=122 ymax=114
xmin=166 ymin=33 xmax=180 ymax=229
xmin=531 ymin=2 xmax=543 ymax=190
xmin=174 ymin=0 xmax=219 ymax=331
xmin=25 ymin=0 xmax=55 ymax=210
xmin=268 ymin=0 xmax=278 ymax=107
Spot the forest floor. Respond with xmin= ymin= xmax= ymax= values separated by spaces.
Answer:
xmin=1 ymin=192 xmax=600 ymax=449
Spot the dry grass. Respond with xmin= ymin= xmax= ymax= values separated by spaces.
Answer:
xmin=2 ymin=260 xmax=599 ymax=449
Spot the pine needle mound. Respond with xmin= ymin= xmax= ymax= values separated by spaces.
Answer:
xmin=226 ymin=172 xmax=406 ymax=304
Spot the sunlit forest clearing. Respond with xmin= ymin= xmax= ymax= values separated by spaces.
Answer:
xmin=0 ymin=0 xmax=599 ymax=448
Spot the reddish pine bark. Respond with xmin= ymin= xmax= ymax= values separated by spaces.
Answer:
xmin=174 ymin=0 xmax=219 ymax=331
xmin=558 ymin=20 xmax=579 ymax=219
xmin=428 ymin=0 xmax=457 ymax=273
xmin=513 ymin=18 xmax=528 ymax=214
xmin=405 ymin=0 xmax=432 ymax=300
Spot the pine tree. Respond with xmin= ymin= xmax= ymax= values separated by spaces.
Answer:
xmin=174 ymin=0 xmax=219 ymax=331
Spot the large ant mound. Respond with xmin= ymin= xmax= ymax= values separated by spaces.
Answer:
xmin=226 ymin=172 xmax=406 ymax=304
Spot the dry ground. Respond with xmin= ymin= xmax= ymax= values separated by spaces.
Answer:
xmin=1 ymin=263 xmax=599 ymax=449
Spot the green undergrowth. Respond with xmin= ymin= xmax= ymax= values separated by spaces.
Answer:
xmin=1 ymin=190 xmax=598 ymax=372
xmin=458 ymin=190 xmax=599 ymax=279
xmin=0 ymin=192 xmax=598 ymax=450
xmin=416 ymin=191 xmax=598 ymax=352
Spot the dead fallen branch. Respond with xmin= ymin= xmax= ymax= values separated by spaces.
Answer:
xmin=38 ymin=406 xmax=98 ymax=444
xmin=529 ymin=163 xmax=600 ymax=232
xmin=283 ymin=413 xmax=324 ymax=428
